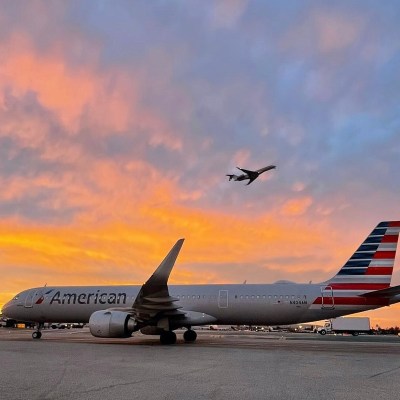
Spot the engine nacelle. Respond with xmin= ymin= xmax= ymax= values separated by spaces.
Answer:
xmin=89 ymin=310 xmax=136 ymax=338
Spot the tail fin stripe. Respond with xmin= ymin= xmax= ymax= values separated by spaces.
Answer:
xmin=328 ymin=283 xmax=388 ymax=290
xmin=382 ymin=235 xmax=399 ymax=243
xmin=378 ymin=243 xmax=398 ymax=250
xmin=364 ymin=236 xmax=386 ymax=244
xmin=366 ymin=267 xmax=393 ymax=275
xmin=369 ymin=260 xmax=397 ymax=266
xmin=348 ymin=252 xmax=396 ymax=260
xmin=358 ymin=244 xmax=379 ymax=251
xmin=330 ymin=276 xmax=391 ymax=283
xmin=342 ymin=260 xmax=370 ymax=268
xmin=350 ymin=253 xmax=375 ymax=260
xmin=373 ymin=251 xmax=396 ymax=259
xmin=338 ymin=269 xmax=368 ymax=275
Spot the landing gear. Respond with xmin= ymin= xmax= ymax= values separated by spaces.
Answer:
xmin=160 ymin=330 xmax=177 ymax=345
xmin=183 ymin=329 xmax=197 ymax=343
xmin=32 ymin=323 xmax=44 ymax=339
xmin=32 ymin=331 xmax=42 ymax=339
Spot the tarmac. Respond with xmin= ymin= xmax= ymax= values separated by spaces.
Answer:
xmin=1 ymin=328 xmax=400 ymax=400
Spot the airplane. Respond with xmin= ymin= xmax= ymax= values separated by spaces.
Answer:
xmin=2 ymin=221 xmax=400 ymax=345
xmin=226 ymin=165 xmax=276 ymax=185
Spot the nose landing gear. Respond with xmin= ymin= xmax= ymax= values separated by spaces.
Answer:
xmin=32 ymin=323 xmax=44 ymax=339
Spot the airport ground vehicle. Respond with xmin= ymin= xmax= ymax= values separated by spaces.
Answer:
xmin=317 ymin=317 xmax=371 ymax=336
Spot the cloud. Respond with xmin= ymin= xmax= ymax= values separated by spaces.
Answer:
xmin=280 ymin=197 xmax=313 ymax=216
xmin=0 ymin=1 xmax=400 ymax=328
xmin=210 ymin=0 xmax=249 ymax=29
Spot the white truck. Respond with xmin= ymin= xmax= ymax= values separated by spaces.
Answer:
xmin=317 ymin=317 xmax=371 ymax=336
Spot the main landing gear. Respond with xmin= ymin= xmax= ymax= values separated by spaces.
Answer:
xmin=159 ymin=328 xmax=198 ymax=345
xmin=160 ymin=330 xmax=177 ymax=345
xmin=183 ymin=329 xmax=197 ymax=343
xmin=32 ymin=323 xmax=44 ymax=339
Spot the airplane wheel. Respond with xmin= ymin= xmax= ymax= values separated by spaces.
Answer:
xmin=32 ymin=331 xmax=42 ymax=339
xmin=183 ymin=329 xmax=197 ymax=343
xmin=160 ymin=331 xmax=176 ymax=345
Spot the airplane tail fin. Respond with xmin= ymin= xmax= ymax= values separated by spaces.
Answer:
xmin=326 ymin=221 xmax=400 ymax=291
xmin=226 ymin=174 xmax=236 ymax=181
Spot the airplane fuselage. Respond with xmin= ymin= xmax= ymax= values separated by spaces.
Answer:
xmin=4 ymin=282 xmax=394 ymax=327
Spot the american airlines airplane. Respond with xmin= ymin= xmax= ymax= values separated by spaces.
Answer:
xmin=2 ymin=221 xmax=400 ymax=345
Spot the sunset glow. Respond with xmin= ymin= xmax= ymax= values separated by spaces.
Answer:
xmin=1 ymin=1 xmax=399 ymax=328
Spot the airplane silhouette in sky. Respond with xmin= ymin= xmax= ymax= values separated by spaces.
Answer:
xmin=226 ymin=165 xmax=276 ymax=185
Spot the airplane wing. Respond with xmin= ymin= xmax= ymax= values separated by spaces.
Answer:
xmin=132 ymin=239 xmax=216 ymax=330
xmin=132 ymin=239 xmax=185 ymax=328
xmin=237 ymin=168 xmax=259 ymax=185
xmin=256 ymin=165 xmax=276 ymax=173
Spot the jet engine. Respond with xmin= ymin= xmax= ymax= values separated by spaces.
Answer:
xmin=89 ymin=310 xmax=137 ymax=338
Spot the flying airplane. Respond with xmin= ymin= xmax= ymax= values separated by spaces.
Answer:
xmin=226 ymin=165 xmax=276 ymax=185
xmin=2 ymin=221 xmax=400 ymax=345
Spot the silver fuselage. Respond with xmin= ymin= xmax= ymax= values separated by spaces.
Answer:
xmin=3 ymin=283 xmax=394 ymax=326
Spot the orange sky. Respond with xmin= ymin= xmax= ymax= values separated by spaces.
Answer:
xmin=1 ymin=2 xmax=400 ymax=328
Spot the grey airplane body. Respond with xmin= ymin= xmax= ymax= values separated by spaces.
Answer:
xmin=3 ymin=221 xmax=400 ymax=344
xmin=226 ymin=165 xmax=276 ymax=185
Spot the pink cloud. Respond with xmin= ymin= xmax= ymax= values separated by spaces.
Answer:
xmin=280 ymin=196 xmax=313 ymax=216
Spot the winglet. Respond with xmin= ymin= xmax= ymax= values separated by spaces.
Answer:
xmin=133 ymin=239 xmax=185 ymax=322
xmin=145 ymin=239 xmax=184 ymax=288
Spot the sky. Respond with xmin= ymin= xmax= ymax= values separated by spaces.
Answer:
xmin=0 ymin=0 xmax=399 ymax=328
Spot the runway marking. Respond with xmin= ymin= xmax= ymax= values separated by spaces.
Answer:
xmin=369 ymin=365 xmax=400 ymax=378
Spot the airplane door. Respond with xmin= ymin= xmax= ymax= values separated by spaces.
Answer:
xmin=321 ymin=286 xmax=334 ymax=310
xmin=24 ymin=290 xmax=36 ymax=308
xmin=218 ymin=290 xmax=228 ymax=308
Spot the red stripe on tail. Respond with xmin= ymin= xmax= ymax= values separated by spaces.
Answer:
xmin=373 ymin=251 xmax=396 ymax=259
xmin=366 ymin=267 xmax=393 ymax=276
